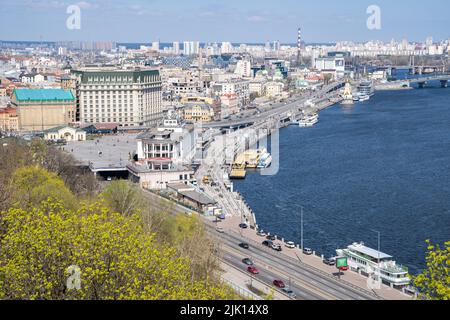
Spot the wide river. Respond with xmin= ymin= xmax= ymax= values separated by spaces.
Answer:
xmin=234 ymin=83 xmax=450 ymax=274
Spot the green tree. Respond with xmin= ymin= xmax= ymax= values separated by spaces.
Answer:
xmin=413 ymin=240 xmax=450 ymax=300
xmin=0 ymin=199 xmax=236 ymax=300
xmin=101 ymin=180 xmax=145 ymax=217
xmin=10 ymin=166 xmax=77 ymax=210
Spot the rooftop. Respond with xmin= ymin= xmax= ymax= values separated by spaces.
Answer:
xmin=14 ymin=88 xmax=74 ymax=102
xmin=347 ymin=243 xmax=393 ymax=260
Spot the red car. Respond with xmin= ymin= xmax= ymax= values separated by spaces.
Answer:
xmin=340 ymin=266 xmax=349 ymax=271
xmin=273 ymin=280 xmax=286 ymax=288
xmin=247 ymin=266 xmax=259 ymax=274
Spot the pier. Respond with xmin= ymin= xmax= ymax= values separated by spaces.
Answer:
xmin=196 ymin=81 xmax=345 ymax=228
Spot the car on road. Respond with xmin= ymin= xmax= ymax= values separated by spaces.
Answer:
xmin=239 ymin=223 xmax=249 ymax=229
xmin=285 ymin=241 xmax=296 ymax=249
xmin=323 ymin=257 xmax=336 ymax=266
xmin=339 ymin=266 xmax=349 ymax=271
xmin=256 ymin=230 xmax=267 ymax=237
xmin=216 ymin=227 xmax=225 ymax=233
xmin=239 ymin=242 xmax=250 ymax=249
xmin=273 ymin=280 xmax=286 ymax=288
xmin=282 ymin=287 xmax=296 ymax=299
xmin=242 ymin=258 xmax=254 ymax=266
xmin=262 ymin=240 xmax=273 ymax=247
xmin=247 ymin=266 xmax=259 ymax=274
xmin=218 ymin=214 xmax=226 ymax=220
xmin=271 ymin=244 xmax=282 ymax=252
xmin=303 ymin=248 xmax=313 ymax=255
xmin=266 ymin=235 xmax=276 ymax=241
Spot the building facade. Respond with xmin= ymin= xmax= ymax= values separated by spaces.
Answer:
xmin=0 ymin=107 xmax=19 ymax=132
xmin=183 ymin=103 xmax=214 ymax=123
xmin=12 ymin=88 xmax=75 ymax=131
xmin=72 ymin=67 xmax=163 ymax=127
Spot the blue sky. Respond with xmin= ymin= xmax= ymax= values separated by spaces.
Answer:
xmin=0 ymin=0 xmax=449 ymax=43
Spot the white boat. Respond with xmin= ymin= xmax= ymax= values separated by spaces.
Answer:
xmin=357 ymin=81 xmax=375 ymax=97
xmin=299 ymin=113 xmax=319 ymax=127
xmin=257 ymin=152 xmax=272 ymax=168
xmin=353 ymin=96 xmax=360 ymax=102
xmin=336 ymin=242 xmax=410 ymax=289
xmin=359 ymin=95 xmax=370 ymax=102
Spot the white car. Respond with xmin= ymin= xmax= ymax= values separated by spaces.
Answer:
xmin=285 ymin=241 xmax=296 ymax=249
xmin=216 ymin=226 xmax=225 ymax=233
xmin=256 ymin=230 xmax=267 ymax=237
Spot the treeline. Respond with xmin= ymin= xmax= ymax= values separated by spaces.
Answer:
xmin=0 ymin=138 xmax=235 ymax=300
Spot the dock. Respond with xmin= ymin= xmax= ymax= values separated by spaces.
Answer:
xmin=230 ymin=149 xmax=265 ymax=179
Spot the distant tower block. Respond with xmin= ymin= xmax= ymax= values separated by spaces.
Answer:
xmin=297 ymin=28 xmax=303 ymax=66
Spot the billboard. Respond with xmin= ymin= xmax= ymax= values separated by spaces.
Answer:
xmin=336 ymin=257 xmax=348 ymax=269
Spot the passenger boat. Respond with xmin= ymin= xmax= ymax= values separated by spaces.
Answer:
xmin=336 ymin=242 xmax=410 ymax=289
xmin=299 ymin=113 xmax=319 ymax=127
xmin=257 ymin=152 xmax=272 ymax=168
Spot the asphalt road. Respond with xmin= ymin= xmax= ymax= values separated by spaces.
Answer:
xmin=208 ymin=223 xmax=380 ymax=301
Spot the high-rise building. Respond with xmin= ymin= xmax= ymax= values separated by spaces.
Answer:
xmin=173 ymin=41 xmax=180 ymax=55
xmin=152 ymin=41 xmax=160 ymax=52
xmin=221 ymin=42 xmax=233 ymax=54
xmin=273 ymin=40 xmax=280 ymax=51
xmin=297 ymin=28 xmax=303 ymax=66
xmin=72 ymin=67 xmax=163 ymax=127
xmin=235 ymin=60 xmax=252 ymax=78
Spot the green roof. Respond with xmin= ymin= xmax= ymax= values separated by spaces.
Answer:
xmin=14 ymin=89 xmax=74 ymax=102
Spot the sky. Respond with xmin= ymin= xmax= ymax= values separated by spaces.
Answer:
xmin=0 ymin=0 xmax=449 ymax=43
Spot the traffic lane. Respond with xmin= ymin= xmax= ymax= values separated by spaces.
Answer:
xmin=220 ymin=251 xmax=318 ymax=301
xmin=215 ymin=230 xmax=337 ymax=300
xmin=209 ymin=226 xmax=376 ymax=300
xmin=219 ymin=229 xmax=374 ymax=300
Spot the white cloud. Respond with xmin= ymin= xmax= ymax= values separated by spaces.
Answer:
xmin=247 ymin=15 xmax=267 ymax=23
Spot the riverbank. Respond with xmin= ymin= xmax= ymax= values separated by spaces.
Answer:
xmin=233 ymin=87 xmax=450 ymax=276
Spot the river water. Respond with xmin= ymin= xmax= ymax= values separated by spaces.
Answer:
xmin=233 ymin=83 xmax=450 ymax=274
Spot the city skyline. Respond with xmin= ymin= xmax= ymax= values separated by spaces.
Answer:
xmin=1 ymin=0 xmax=449 ymax=43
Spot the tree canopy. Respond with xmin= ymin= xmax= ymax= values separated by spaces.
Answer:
xmin=0 ymin=198 xmax=235 ymax=300
xmin=413 ymin=240 xmax=450 ymax=300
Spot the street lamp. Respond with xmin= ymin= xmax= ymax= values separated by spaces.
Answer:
xmin=371 ymin=229 xmax=381 ymax=282
xmin=300 ymin=206 xmax=304 ymax=254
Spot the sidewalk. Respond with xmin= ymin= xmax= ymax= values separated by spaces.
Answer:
xmin=220 ymin=215 xmax=414 ymax=301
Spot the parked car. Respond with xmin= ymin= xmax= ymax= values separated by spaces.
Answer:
xmin=256 ymin=230 xmax=267 ymax=237
xmin=262 ymin=240 xmax=273 ymax=247
xmin=273 ymin=280 xmax=286 ymax=288
xmin=239 ymin=223 xmax=249 ymax=229
xmin=216 ymin=227 xmax=225 ymax=233
xmin=323 ymin=257 xmax=336 ymax=266
xmin=303 ymin=248 xmax=313 ymax=255
xmin=282 ymin=287 xmax=296 ymax=299
xmin=339 ymin=266 xmax=349 ymax=271
xmin=242 ymin=258 xmax=254 ymax=266
xmin=239 ymin=242 xmax=250 ymax=249
xmin=266 ymin=235 xmax=276 ymax=241
xmin=218 ymin=214 xmax=226 ymax=220
xmin=272 ymin=244 xmax=282 ymax=252
xmin=247 ymin=266 xmax=259 ymax=274
xmin=285 ymin=241 xmax=296 ymax=249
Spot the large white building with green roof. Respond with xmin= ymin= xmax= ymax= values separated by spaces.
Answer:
xmin=72 ymin=67 xmax=163 ymax=128
xmin=12 ymin=88 xmax=76 ymax=131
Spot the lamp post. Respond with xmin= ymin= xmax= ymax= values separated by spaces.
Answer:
xmin=301 ymin=206 xmax=304 ymax=254
xmin=371 ymin=229 xmax=381 ymax=282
